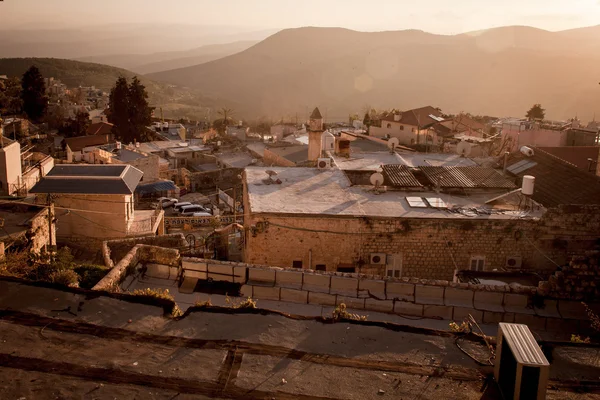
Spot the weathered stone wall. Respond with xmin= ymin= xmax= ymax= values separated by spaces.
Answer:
xmin=128 ymin=154 xmax=161 ymax=183
xmin=243 ymin=205 xmax=600 ymax=280
xmin=28 ymin=206 xmax=55 ymax=253
xmin=102 ymin=233 xmax=186 ymax=267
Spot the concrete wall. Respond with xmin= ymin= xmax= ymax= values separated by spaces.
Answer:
xmin=503 ymin=128 xmax=567 ymax=152
xmin=179 ymin=258 xmax=595 ymax=332
xmin=128 ymin=154 xmax=160 ymax=183
xmin=243 ymin=205 xmax=600 ymax=280
xmin=0 ymin=141 xmax=22 ymax=195
xmin=370 ymin=121 xmax=434 ymax=146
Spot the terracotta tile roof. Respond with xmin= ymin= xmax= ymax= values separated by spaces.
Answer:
xmin=64 ymin=134 xmax=114 ymax=152
xmin=505 ymin=147 xmax=600 ymax=207
xmin=380 ymin=106 xmax=442 ymax=128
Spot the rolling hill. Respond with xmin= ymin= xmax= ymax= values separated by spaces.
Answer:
xmin=0 ymin=58 xmax=229 ymax=121
xmin=77 ymin=40 xmax=258 ymax=74
xmin=148 ymin=25 xmax=600 ymax=121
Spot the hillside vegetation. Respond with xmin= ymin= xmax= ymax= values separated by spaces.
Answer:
xmin=148 ymin=25 xmax=600 ymax=121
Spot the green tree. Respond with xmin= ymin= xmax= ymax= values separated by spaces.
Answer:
xmin=107 ymin=76 xmax=152 ymax=143
xmin=0 ymin=77 xmax=24 ymax=116
xmin=213 ymin=107 xmax=234 ymax=134
xmin=61 ymin=110 xmax=90 ymax=137
xmin=127 ymin=77 xmax=153 ymax=142
xmin=20 ymin=66 xmax=48 ymax=123
xmin=107 ymin=77 xmax=130 ymax=140
xmin=526 ymin=104 xmax=545 ymax=121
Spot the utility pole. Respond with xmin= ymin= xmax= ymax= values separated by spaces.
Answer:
xmin=47 ymin=194 xmax=54 ymax=252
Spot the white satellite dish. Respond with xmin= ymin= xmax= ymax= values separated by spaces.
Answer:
xmin=387 ymin=137 xmax=400 ymax=151
xmin=370 ymin=172 xmax=384 ymax=187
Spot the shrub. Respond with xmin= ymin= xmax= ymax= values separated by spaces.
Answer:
xmin=570 ymin=334 xmax=591 ymax=344
xmin=50 ymin=269 xmax=80 ymax=287
xmin=132 ymin=288 xmax=175 ymax=302
xmin=74 ymin=264 xmax=109 ymax=289
xmin=332 ymin=303 xmax=367 ymax=321
xmin=225 ymin=295 xmax=257 ymax=309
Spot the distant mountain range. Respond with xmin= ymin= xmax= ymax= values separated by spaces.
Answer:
xmin=147 ymin=25 xmax=600 ymax=121
xmin=76 ymin=41 xmax=258 ymax=74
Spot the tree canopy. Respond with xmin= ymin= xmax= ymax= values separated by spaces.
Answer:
xmin=21 ymin=66 xmax=48 ymax=123
xmin=0 ymin=77 xmax=23 ymax=116
xmin=526 ymin=104 xmax=545 ymax=120
xmin=107 ymin=76 xmax=153 ymax=143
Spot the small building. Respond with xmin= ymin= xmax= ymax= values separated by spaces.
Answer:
xmin=0 ymin=202 xmax=56 ymax=256
xmin=64 ymin=134 xmax=115 ymax=163
xmin=86 ymin=121 xmax=113 ymax=136
xmin=370 ymin=106 xmax=444 ymax=147
xmin=270 ymin=123 xmax=297 ymax=141
xmin=88 ymin=110 xmax=109 ymax=124
xmin=30 ymin=165 xmax=164 ymax=241
xmin=501 ymin=120 xmax=570 ymax=151
xmin=226 ymin=126 xmax=249 ymax=141
xmin=535 ymin=146 xmax=600 ymax=176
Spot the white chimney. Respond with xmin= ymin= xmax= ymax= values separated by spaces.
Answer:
xmin=522 ymin=175 xmax=535 ymax=196
xmin=393 ymin=114 xmax=401 ymax=122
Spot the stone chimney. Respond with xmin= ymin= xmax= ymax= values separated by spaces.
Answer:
xmin=308 ymin=107 xmax=324 ymax=161
xmin=335 ymin=137 xmax=351 ymax=158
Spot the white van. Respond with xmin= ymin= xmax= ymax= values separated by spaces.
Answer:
xmin=180 ymin=205 xmax=212 ymax=216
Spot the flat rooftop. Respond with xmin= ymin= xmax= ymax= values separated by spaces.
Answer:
xmin=245 ymin=167 xmax=541 ymax=219
xmin=331 ymin=152 xmax=404 ymax=171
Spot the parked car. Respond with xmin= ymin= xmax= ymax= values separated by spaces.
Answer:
xmin=192 ymin=212 xmax=212 ymax=217
xmin=180 ymin=205 xmax=212 ymax=216
xmin=157 ymin=197 xmax=178 ymax=208
xmin=173 ymin=202 xmax=192 ymax=212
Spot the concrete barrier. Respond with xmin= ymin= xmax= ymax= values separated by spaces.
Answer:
xmin=145 ymin=263 xmax=172 ymax=279
xmin=248 ymin=268 xmax=276 ymax=286
xmin=364 ymin=298 xmax=394 ymax=313
xmin=359 ymin=279 xmax=385 ymax=299
xmin=415 ymin=285 xmax=444 ymax=305
xmin=514 ymin=313 xmax=546 ymax=330
xmin=444 ymin=288 xmax=474 ymax=308
xmin=504 ymin=293 xmax=533 ymax=314
xmin=308 ymin=292 xmax=337 ymax=306
xmin=534 ymin=299 xmax=560 ymax=318
xmin=233 ymin=266 xmax=247 ymax=284
xmin=423 ymin=305 xmax=453 ymax=320
xmin=280 ymin=288 xmax=308 ymax=304
xmin=180 ymin=270 xmax=204 ymax=294
xmin=330 ymin=276 xmax=358 ymax=296
xmin=393 ymin=301 xmax=423 ymax=317
xmin=240 ymin=284 xmax=252 ymax=297
xmin=474 ymin=291 xmax=504 ymax=312
xmin=276 ymin=270 xmax=303 ymax=289
xmin=386 ymin=282 xmax=415 ymax=301
xmin=207 ymin=263 xmax=234 ymax=282
xmin=453 ymin=307 xmax=483 ymax=322
xmin=482 ymin=311 xmax=505 ymax=324
xmin=558 ymin=300 xmax=588 ymax=320
xmin=303 ymin=273 xmax=331 ymax=293
xmin=336 ymin=296 xmax=365 ymax=310
xmin=252 ymin=285 xmax=281 ymax=300
xmin=182 ymin=259 xmax=208 ymax=280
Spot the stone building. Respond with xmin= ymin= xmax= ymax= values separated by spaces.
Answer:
xmin=0 ymin=203 xmax=56 ymax=256
xmin=242 ymin=166 xmax=600 ymax=281
xmin=30 ymin=165 xmax=164 ymax=242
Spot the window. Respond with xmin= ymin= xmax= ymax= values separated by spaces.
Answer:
xmin=410 ymin=139 xmax=415 ymax=145
xmin=337 ymin=266 xmax=356 ymax=273
xmin=385 ymin=254 xmax=402 ymax=278
xmin=470 ymin=256 xmax=485 ymax=271
xmin=315 ymin=264 xmax=326 ymax=271
xmin=411 ymin=127 xmax=415 ymax=132
xmin=400 ymin=125 xmax=404 ymax=131
xmin=292 ymin=260 xmax=303 ymax=269
xmin=386 ymin=123 xmax=392 ymax=129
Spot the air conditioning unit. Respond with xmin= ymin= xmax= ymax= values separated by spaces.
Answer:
xmin=370 ymin=253 xmax=387 ymax=265
xmin=505 ymin=256 xmax=522 ymax=269
xmin=494 ymin=323 xmax=549 ymax=400
xmin=317 ymin=158 xmax=331 ymax=169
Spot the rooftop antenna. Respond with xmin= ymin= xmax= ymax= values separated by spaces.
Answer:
xmin=369 ymin=172 xmax=384 ymax=194
xmin=387 ymin=137 xmax=400 ymax=154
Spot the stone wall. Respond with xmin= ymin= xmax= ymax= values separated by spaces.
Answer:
xmin=102 ymin=233 xmax=187 ymax=268
xmin=128 ymin=154 xmax=161 ymax=183
xmin=189 ymin=167 xmax=243 ymax=192
xmin=243 ymin=205 xmax=600 ymax=281
xmin=180 ymin=258 xmax=599 ymax=332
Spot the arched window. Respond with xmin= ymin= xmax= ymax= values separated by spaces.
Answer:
xmin=386 ymin=123 xmax=392 ymax=129
xmin=400 ymin=125 xmax=404 ymax=131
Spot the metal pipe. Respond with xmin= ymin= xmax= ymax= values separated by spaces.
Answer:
xmin=503 ymin=151 xmax=509 ymax=174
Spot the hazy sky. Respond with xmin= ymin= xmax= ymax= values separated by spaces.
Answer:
xmin=2 ymin=0 xmax=600 ymax=33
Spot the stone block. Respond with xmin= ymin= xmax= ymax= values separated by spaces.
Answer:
xmin=444 ymin=288 xmax=474 ymax=308
xmin=303 ymin=273 xmax=331 ymax=293
xmin=558 ymin=300 xmax=588 ymax=320
xmin=474 ymin=291 xmax=505 ymax=312
xmin=179 ymin=269 xmax=204 ymax=294
xmin=276 ymin=270 xmax=303 ymax=289
xmin=415 ymin=285 xmax=445 ymax=305
xmin=546 ymin=318 xmax=578 ymax=333
xmin=239 ymin=284 xmax=253 ymax=297
xmin=452 ymin=307 xmax=483 ymax=323
xmin=534 ymin=299 xmax=560 ymax=318
xmin=233 ymin=266 xmax=247 ymax=284
xmin=184 ymin=268 xmax=206 ymax=281
xmin=308 ymin=292 xmax=337 ymax=306
xmin=182 ymin=259 xmax=207 ymax=272
xmin=336 ymin=296 xmax=365 ymax=310
xmin=358 ymin=279 xmax=385 ymax=299
xmin=364 ymin=298 xmax=394 ymax=313
xmin=207 ymin=263 xmax=234 ymax=282
xmin=330 ymin=276 xmax=359 ymax=296
xmin=423 ymin=305 xmax=453 ymax=320
xmin=514 ymin=313 xmax=546 ymax=330
xmin=252 ymin=285 xmax=280 ymax=301
xmin=386 ymin=282 xmax=414 ymax=302
xmin=248 ymin=268 xmax=276 ymax=286
xmin=501 ymin=313 xmax=515 ymax=323
xmin=393 ymin=301 xmax=423 ymax=317
xmin=503 ymin=293 xmax=532 ymax=314
xmin=145 ymin=263 xmax=171 ymax=279
xmin=482 ymin=311 xmax=505 ymax=324
xmin=280 ymin=288 xmax=308 ymax=304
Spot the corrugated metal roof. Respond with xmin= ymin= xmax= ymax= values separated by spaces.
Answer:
xmin=419 ymin=166 xmax=516 ymax=189
xmin=381 ymin=165 xmax=422 ymax=187
xmin=136 ymin=180 xmax=177 ymax=195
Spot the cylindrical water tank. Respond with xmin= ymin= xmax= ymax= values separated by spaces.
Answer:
xmin=522 ymin=175 xmax=535 ymax=195
xmin=520 ymin=146 xmax=534 ymax=157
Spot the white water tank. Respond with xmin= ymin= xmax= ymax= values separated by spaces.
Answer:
xmin=522 ymin=175 xmax=535 ymax=196
xmin=520 ymin=146 xmax=534 ymax=157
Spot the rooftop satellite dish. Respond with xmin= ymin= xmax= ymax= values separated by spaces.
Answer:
xmin=388 ymin=137 xmax=400 ymax=152
xmin=370 ymin=172 xmax=384 ymax=187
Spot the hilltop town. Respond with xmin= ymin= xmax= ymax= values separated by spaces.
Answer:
xmin=1 ymin=56 xmax=600 ymax=398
